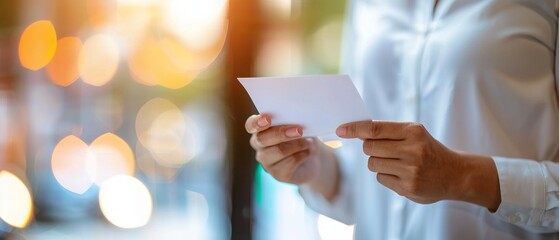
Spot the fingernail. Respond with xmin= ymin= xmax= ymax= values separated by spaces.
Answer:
xmin=257 ymin=117 xmax=269 ymax=127
xmin=336 ymin=127 xmax=347 ymax=136
xmin=285 ymin=127 xmax=302 ymax=138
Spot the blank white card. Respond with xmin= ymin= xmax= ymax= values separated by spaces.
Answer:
xmin=238 ymin=75 xmax=371 ymax=137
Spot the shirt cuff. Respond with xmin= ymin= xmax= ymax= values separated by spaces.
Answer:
xmin=298 ymin=140 xmax=359 ymax=225
xmin=298 ymin=173 xmax=353 ymax=224
xmin=492 ymin=156 xmax=546 ymax=226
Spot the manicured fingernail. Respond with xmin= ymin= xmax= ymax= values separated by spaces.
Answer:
xmin=336 ymin=127 xmax=347 ymax=136
xmin=285 ymin=127 xmax=301 ymax=138
xmin=257 ymin=117 xmax=269 ymax=127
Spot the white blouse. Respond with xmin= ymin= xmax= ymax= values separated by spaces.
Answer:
xmin=300 ymin=0 xmax=559 ymax=239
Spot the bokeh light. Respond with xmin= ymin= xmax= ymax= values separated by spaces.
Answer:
xmin=51 ymin=135 xmax=95 ymax=194
xmin=18 ymin=20 xmax=57 ymax=71
xmin=128 ymin=35 xmax=198 ymax=89
xmin=87 ymin=0 xmax=114 ymax=28
xmin=160 ymin=35 xmax=226 ymax=73
xmin=79 ymin=34 xmax=120 ymax=86
xmin=114 ymin=0 xmax=156 ymax=52
xmin=46 ymin=37 xmax=83 ymax=87
xmin=135 ymin=141 xmax=180 ymax=180
xmin=126 ymin=0 xmax=228 ymax=89
xmin=255 ymin=29 xmax=302 ymax=76
xmin=136 ymin=98 xmax=199 ymax=168
xmin=99 ymin=175 xmax=152 ymax=229
xmin=89 ymin=133 xmax=135 ymax=185
xmin=0 ymin=171 xmax=33 ymax=228
xmin=2 ymin=0 xmax=346 ymax=237
xmin=317 ymin=215 xmax=354 ymax=240
xmin=261 ymin=0 xmax=292 ymax=20
xmin=323 ymin=140 xmax=343 ymax=149
xmin=162 ymin=0 xmax=228 ymax=51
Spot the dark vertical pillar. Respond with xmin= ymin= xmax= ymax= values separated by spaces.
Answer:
xmin=0 ymin=0 xmax=19 ymax=90
xmin=226 ymin=0 xmax=262 ymax=239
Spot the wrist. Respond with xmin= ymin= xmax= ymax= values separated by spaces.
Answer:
xmin=307 ymin=144 xmax=340 ymax=202
xmin=453 ymin=152 xmax=501 ymax=211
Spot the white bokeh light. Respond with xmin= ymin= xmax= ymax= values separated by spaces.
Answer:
xmin=99 ymin=175 xmax=153 ymax=229
xmin=162 ymin=0 xmax=228 ymax=51
xmin=0 ymin=171 xmax=33 ymax=228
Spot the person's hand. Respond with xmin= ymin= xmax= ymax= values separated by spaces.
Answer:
xmin=336 ymin=121 xmax=500 ymax=208
xmin=245 ymin=114 xmax=331 ymax=185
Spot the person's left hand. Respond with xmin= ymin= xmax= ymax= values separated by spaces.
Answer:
xmin=336 ymin=121 xmax=465 ymax=204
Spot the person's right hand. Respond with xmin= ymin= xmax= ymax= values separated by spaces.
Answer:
xmin=245 ymin=114 xmax=327 ymax=185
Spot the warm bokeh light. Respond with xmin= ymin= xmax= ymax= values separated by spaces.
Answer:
xmin=46 ymin=37 xmax=83 ymax=87
xmin=135 ymin=141 xmax=180 ymax=180
xmin=323 ymin=140 xmax=343 ymax=149
xmin=125 ymin=0 xmax=228 ymax=89
xmin=136 ymin=98 xmax=198 ymax=167
xmin=99 ymin=175 xmax=153 ymax=229
xmin=162 ymin=0 xmax=228 ymax=51
xmin=146 ymin=113 xmax=191 ymax=167
xmin=87 ymin=0 xmax=114 ymax=27
xmin=18 ymin=20 xmax=57 ymax=71
xmin=79 ymin=34 xmax=120 ymax=86
xmin=317 ymin=215 xmax=354 ymax=240
xmin=51 ymin=135 xmax=95 ymax=194
xmin=160 ymin=35 xmax=226 ymax=73
xmin=114 ymin=0 xmax=156 ymax=53
xmin=0 ymin=171 xmax=33 ymax=228
xmin=117 ymin=0 xmax=158 ymax=6
xmin=262 ymin=0 xmax=292 ymax=20
xmin=136 ymin=98 xmax=183 ymax=148
xmin=255 ymin=29 xmax=302 ymax=76
xmin=89 ymin=133 xmax=135 ymax=185
xmin=128 ymin=35 xmax=198 ymax=89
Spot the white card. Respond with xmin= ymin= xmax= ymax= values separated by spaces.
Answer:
xmin=238 ymin=74 xmax=371 ymax=137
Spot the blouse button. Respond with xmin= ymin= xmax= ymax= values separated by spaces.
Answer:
xmin=509 ymin=212 xmax=521 ymax=224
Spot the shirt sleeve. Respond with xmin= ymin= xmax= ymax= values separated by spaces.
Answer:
xmin=492 ymin=156 xmax=559 ymax=233
xmin=498 ymin=9 xmax=559 ymax=233
xmin=298 ymin=139 xmax=359 ymax=225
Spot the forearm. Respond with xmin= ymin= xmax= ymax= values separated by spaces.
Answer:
xmin=452 ymin=152 xmax=501 ymax=211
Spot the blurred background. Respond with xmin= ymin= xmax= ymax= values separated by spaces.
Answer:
xmin=0 ymin=0 xmax=353 ymax=239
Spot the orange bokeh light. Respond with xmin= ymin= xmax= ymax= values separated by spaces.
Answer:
xmin=79 ymin=34 xmax=120 ymax=86
xmin=87 ymin=0 xmax=114 ymax=28
xmin=160 ymin=33 xmax=227 ymax=72
xmin=128 ymin=35 xmax=198 ymax=89
xmin=18 ymin=20 xmax=57 ymax=71
xmin=46 ymin=37 xmax=83 ymax=87
xmin=89 ymin=133 xmax=135 ymax=185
